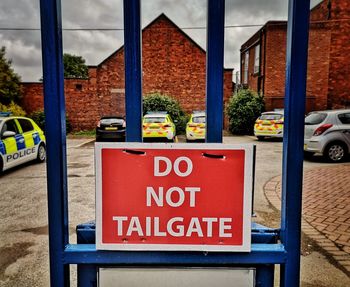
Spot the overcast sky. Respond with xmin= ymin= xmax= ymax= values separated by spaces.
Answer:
xmin=0 ymin=0 xmax=322 ymax=82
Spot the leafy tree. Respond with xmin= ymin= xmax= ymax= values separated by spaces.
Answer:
xmin=63 ymin=53 xmax=88 ymax=78
xmin=30 ymin=110 xmax=72 ymax=133
xmin=226 ymin=89 xmax=265 ymax=135
xmin=143 ymin=93 xmax=188 ymax=134
xmin=0 ymin=102 xmax=26 ymax=116
xmin=0 ymin=46 xmax=22 ymax=105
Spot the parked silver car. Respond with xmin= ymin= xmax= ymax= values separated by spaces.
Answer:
xmin=304 ymin=109 xmax=350 ymax=162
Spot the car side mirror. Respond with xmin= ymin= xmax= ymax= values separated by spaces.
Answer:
xmin=2 ymin=131 xmax=16 ymax=139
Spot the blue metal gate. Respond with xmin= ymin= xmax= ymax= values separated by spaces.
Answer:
xmin=39 ymin=0 xmax=310 ymax=286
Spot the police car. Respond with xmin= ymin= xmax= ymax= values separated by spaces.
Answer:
xmin=0 ymin=112 xmax=46 ymax=172
xmin=254 ymin=111 xmax=284 ymax=140
xmin=186 ymin=111 xmax=206 ymax=141
xmin=142 ymin=112 xmax=176 ymax=142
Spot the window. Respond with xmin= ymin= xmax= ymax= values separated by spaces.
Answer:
xmin=243 ymin=51 xmax=249 ymax=84
xmin=338 ymin=113 xmax=350 ymax=124
xmin=143 ymin=117 xmax=167 ymax=123
xmin=1 ymin=119 xmax=19 ymax=136
xmin=305 ymin=113 xmax=327 ymax=125
xmin=18 ymin=119 xmax=34 ymax=132
xmin=260 ymin=114 xmax=283 ymax=121
xmin=193 ymin=116 xmax=206 ymax=124
xmin=254 ymin=44 xmax=260 ymax=74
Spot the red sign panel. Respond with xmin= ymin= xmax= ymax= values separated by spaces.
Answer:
xmin=96 ymin=143 xmax=252 ymax=252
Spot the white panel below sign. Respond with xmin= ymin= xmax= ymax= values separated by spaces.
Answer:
xmin=99 ymin=268 xmax=255 ymax=287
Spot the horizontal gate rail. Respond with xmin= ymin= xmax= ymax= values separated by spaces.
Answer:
xmin=64 ymin=244 xmax=286 ymax=265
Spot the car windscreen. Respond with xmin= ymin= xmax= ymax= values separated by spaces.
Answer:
xmin=100 ymin=118 xmax=124 ymax=125
xmin=192 ymin=116 xmax=206 ymax=124
xmin=144 ymin=117 xmax=166 ymax=123
xmin=259 ymin=114 xmax=283 ymax=120
xmin=305 ymin=113 xmax=327 ymax=125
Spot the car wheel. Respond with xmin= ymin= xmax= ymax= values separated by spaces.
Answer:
xmin=0 ymin=158 xmax=3 ymax=173
xmin=37 ymin=144 xmax=46 ymax=163
xmin=257 ymin=136 xmax=264 ymax=141
xmin=324 ymin=142 xmax=347 ymax=163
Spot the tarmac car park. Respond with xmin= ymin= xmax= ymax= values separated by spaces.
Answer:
xmin=0 ymin=113 xmax=46 ymax=172
xmin=142 ymin=112 xmax=176 ymax=142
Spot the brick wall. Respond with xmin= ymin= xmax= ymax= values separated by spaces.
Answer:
xmin=264 ymin=23 xmax=287 ymax=103
xmin=262 ymin=22 xmax=330 ymax=112
xmin=306 ymin=23 xmax=331 ymax=111
xmin=327 ymin=20 xmax=350 ymax=109
xmin=21 ymin=74 xmax=99 ymax=130
xmin=332 ymin=0 xmax=350 ymax=20
xmin=22 ymin=14 xmax=233 ymax=131
xmin=21 ymin=83 xmax=44 ymax=113
xmin=143 ymin=16 xmax=208 ymax=112
xmin=327 ymin=0 xmax=350 ymax=109
xmin=241 ymin=0 xmax=350 ymax=113
xmin=310 ymin=0 xmax=329 ymax=21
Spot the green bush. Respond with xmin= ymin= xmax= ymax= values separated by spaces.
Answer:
xmin=0 ymin=102 xmax=26 ymax=116
xmin=29 ymin=110 xmax=72 ymax=133
xmin=143 ymin=93 xmax=188 ymax=134
xmin=29 ymin=110 xmax=45 ymax=130
xmin=226 ymin=89 xmax=265 ymax=135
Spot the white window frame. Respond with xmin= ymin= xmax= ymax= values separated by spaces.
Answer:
xmin=254 ymin=44 xmax=260 ymax=74
xmin=243 ymin=51 xmax=249 ymax=84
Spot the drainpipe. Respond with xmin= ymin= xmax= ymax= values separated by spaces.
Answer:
xmin=262 ymin=26 xmax=267 ymax=96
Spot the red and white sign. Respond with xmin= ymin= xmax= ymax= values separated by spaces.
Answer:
xmin=96 ymin=143 xmax=253 ymax=252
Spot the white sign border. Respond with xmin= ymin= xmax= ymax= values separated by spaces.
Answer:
xmin=95 ymin=142 xmax=253 ymax=252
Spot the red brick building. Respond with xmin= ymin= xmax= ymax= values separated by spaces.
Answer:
xmin=22 ymin=14 xmax=233 ymax=131
xmin=240 ymin=0 xmax=350 ymax=112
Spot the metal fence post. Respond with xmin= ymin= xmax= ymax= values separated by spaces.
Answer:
xmin=206 ymin=0 xmax=225 ymax=143
xmin=39 ymin=0 xmax=69 ymax=286
xmin=280 ymin=0 xmax=310 ymax=286
xmin=256 ymin=264 xmax=275 ymax=287
xmin=124 ymin=0 xmax=143 ymax=142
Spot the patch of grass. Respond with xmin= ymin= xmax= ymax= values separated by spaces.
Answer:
xmin=69 ymin=129 xmax=96 ymax=137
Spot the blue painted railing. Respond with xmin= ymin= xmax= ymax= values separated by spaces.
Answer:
xmin=39 ymin=0 xmax=310 ymax=286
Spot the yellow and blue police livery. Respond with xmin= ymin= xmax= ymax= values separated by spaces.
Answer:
xmin=0 ymin=113 xmax=46 ymax=172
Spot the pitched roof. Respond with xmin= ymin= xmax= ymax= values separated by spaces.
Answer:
xmin=97 ymin=13 xmax=206 ymax=67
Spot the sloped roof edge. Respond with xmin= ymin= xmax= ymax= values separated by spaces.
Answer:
xmin=97 ymin=13 xmax=206 ymax=67
xmin=240 ymin=20 xmax=287 ymax=51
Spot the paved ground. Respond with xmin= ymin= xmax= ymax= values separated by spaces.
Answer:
xmin=0 ymin=137 xmax=349 ymax=286
xmin=264 ymin=164 xmax=350 ymax=275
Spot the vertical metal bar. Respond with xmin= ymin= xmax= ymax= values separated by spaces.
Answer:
xmin=252 ymin=145 xmax=256 ymax=216
xmin=124 ymin=0 xmax=143 ymax=142
xmin=280 ymin=0 xmax=310 ymax=286
xmin=206 ymin=0 xmax=225 ymax=143
xmin=39 ymin=0 xmax=69 ymax=286
xmin=255 ymin=265 xmax=275 ymax=287
xmin=78 ymin=265 xmax=97 ymax=287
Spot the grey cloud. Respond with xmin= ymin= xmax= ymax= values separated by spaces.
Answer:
xmin=0 ymin=0 xmax=40 ymax=28
xmin=62 ymin=0 xmax=123 ymax=28
xmin=1 ymin=0 xmax=322 ymax=81
xmin=62 ymin=30 xmax=124 ymax=65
